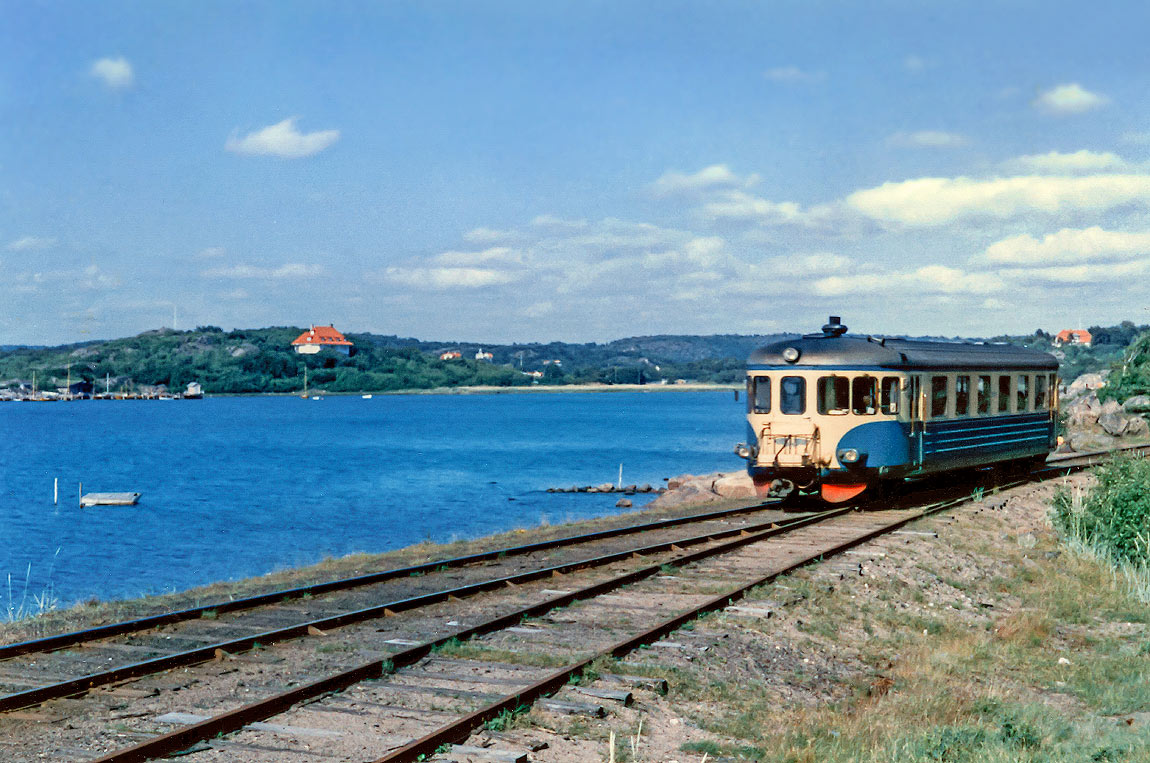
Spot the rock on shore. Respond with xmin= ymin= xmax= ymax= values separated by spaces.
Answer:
xmin=645 ymin=471 xmax=757 ymax=510
xmin=1062 ymin=383 xmax=1150 ymax=452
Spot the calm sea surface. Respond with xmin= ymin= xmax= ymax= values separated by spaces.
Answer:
xmin=0 ymin=390 xmax=743 ymax=610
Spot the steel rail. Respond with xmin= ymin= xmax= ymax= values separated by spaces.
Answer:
xmin=89 ymin=505 xmax=860 ymax=763
xmin=0 ymin=500 xmax=779 ymax=661
xmin=374 ymin=492 xmax=979 ymax=763
xmin=0 ymin=503 xmax=802 ymax=713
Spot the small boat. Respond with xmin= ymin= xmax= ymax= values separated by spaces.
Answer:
xmin=362 ymin=394 xmax=373 ymax=399
xmin=311 ymin=395 xmax=322 ymax=401
xmin=80 ymin=492 xmax=141 ymax=507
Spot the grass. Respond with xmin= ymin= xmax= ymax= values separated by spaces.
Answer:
xmin=430 ymin=638 xmax=574 ymax=668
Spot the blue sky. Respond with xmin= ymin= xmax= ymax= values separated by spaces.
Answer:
xmin=3 ymin=1 xmax=1150 ymax=345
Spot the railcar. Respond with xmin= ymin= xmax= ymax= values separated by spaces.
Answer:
xmin=734 ymin=317 xmax=1059 ymax=503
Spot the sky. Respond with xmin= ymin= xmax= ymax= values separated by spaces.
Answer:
xmin=3 ymin=1 xmax=1150 ymax=346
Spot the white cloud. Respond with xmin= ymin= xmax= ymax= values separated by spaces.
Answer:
xmin=201 ymin=263 xmax=326 ymax=279
xmin=888 ymin=131 xmax=968 ymax=148
xmin=225 ymin=118 xmax=340 ymax=159
xmin=433 ymin=246 xmax=526 ymax=267
xmin=763 ymin=66 xmax=824 ymax=84
xmin=649 ymin=165 xmax=759 ymax=197
xmin=197 ymin=246 xmax=226 ymax=259
xmin=999 ymin=258 xmax=1150 ymax=284
xmin=814 ymin=265 xmax=1004 ymax=297
xmin=1003 ymin=150 xmax=1128 ymax=174
xmin=979 ymin=227 xmax=1150 ymax=266
xmin=700 ymin=189 xmax=806 ymax=224
xmin=847 ymin=174 xmax=1150 ymax=226
xmin=6 ymin=236 xmax=56 ymax=251
xmin=90 ymin=56 xmax=134 ymax=89
xmin=1034 ymin=83 xmax=1108 ymax=115
xmin=221 ymin=288 xmax=250 ymax=300
xmin=383 ymin=266 xmax=520 ymax=289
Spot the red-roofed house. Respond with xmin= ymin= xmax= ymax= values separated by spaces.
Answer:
xmin=1053 ymin=329 xmax=1092 ymax=348
xmin=291 ymin=325 xmax=354 ymax=355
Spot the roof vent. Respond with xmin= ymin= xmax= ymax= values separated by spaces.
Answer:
xmin=822 ymin=315 xmax=848 ymax=337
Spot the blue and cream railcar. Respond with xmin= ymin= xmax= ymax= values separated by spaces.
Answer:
xmin=734 ymin=317 xmax=1059 ymax=503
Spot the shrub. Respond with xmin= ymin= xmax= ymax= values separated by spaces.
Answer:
xmin=1053 ymin=456 xmax=1150 ymax=565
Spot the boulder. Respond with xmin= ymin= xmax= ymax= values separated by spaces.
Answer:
xmin=1127 ymin=416 xmax=1150 ymax=438
xmin=1064 ymin=373 xmax=1107 ymax=400
xmin=615 ymin=498 xmax=633 ymax=508
xmin=1068 ymin=431 xmax=1119 ymax=453
xmin=595 ymin=483 xmax=615 ymax=493
xmin=1124 ymin=395 xmax=1150 ymax=414
xmin=1066 ymin=393 xmax=1102 ymax=428
xmin=712 ymin=472 xmax=757 ymax=499
xmin=1098 ymin=400 xmax=1131 ymax=436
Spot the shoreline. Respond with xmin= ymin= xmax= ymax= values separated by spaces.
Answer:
xmin=235 ymin=382 xmax=741 ymax=397
xmin=0 ymin=491 xmax=752 ymax=645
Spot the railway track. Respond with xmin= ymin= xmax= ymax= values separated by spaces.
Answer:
xmin=0 ymin=444 xmax=1143 ymax=761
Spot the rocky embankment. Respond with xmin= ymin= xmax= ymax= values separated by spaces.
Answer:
xmin=1062 ymin=371 xmax=1150 ymax=451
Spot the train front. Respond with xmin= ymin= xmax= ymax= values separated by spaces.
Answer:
xmin=734 ymin=317 xmax=907 ymax=503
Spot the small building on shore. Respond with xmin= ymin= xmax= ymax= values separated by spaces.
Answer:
xmin=291 ymin=325 xmax=354 ymax=355
xmin=1053 ymin=329 xmax=1092 ymax=348
xmin=439 ymin=350 xmax=462 ymax=360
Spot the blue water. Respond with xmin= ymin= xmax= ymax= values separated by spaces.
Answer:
xmin=0 ymin=391 xmax=743 ymax=609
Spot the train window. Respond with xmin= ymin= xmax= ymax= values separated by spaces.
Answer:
xmin=1017 ymin=374 xmax=1030 ymax=411
xmin=909 ymin=376 xmax=920 ymax=419
xmin=880 ymin=377 xmax=899 ymax=415
xmin=852 ymin=376 xmax=877 ymax=415
xmin=931 ymin=376 xmax=948 ymax=418
xmin=977 ymin=376 xmax=991 ymax=414
xmin=780 ymin=376 xmax=806 ymax=415
xmin=955 ymin=375 xmax=971 ymax=417
xmin=750 ymin=376 xmax=771 ymax=413
xmin=817 ymin=376 xmax=849 ymax=415
xmin=998 ymin=375 xmax=1011 ymax=413
xmin=1034 ymin=374 xmax=1047 ymax=410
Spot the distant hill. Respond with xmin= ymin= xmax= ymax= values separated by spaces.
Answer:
xmin=0 ymin=327 xmax=791 ymax=394
xmin=2 ymin=323 xmax=1136 ymax=395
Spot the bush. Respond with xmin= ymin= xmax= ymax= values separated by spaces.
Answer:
xmin=1053 ymin=455 xmax=1150 ymax=565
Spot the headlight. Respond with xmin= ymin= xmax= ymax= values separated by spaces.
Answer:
xmin=782 ymin=347 xmax=801 ymax=363
xmin=734 ymin=443 xmax=754 ymax=460
xmin=837 ymin=448 xmax=860 ymax=463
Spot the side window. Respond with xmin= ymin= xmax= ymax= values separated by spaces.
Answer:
xmin=977 ymin=375 xmax=991 ymax=415
xmin=752 ymin=376 xmax=771 ymax=414
xmin=880 ymin=377 xmax=900 ymax=415
xmin=998 ymin=375 xmax=1011 ymax=413
xmin=1034 ymin=374 xmax=1047 ymax=410
xmin=908 ymin=376 xmax=920 ymax=419
xmin=852 ymin=376 xmax=877 ymax=415
xmin=955 ymin=375 xmax=970 ymax=417
xmin=1049 ymin=373 xmax=1057 ymax=409
xmin=931 ymin=376 xmax=948 ymax=418
xmin=817 ymin=376 xmax=849 ymax=415
xmin=780 ymin=376 xmax=806 ymax=415
xmin=1017 ymin=374 xmax=1030 ymax=411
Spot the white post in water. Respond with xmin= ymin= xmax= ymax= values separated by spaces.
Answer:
xmin=54 ymin=478 xmax=58 ymax=505
xmin=78 ymin=482 xmax=82 ymax=507
xmin=617 ymin=463 xmax=623 ymax=489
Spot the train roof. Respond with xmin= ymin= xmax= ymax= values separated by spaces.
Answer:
xmin=748 ymin=318 xmax=1058 ymax=371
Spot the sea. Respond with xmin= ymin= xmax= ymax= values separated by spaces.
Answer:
xmin=0 ymin=390 xmax=745 ymax=612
